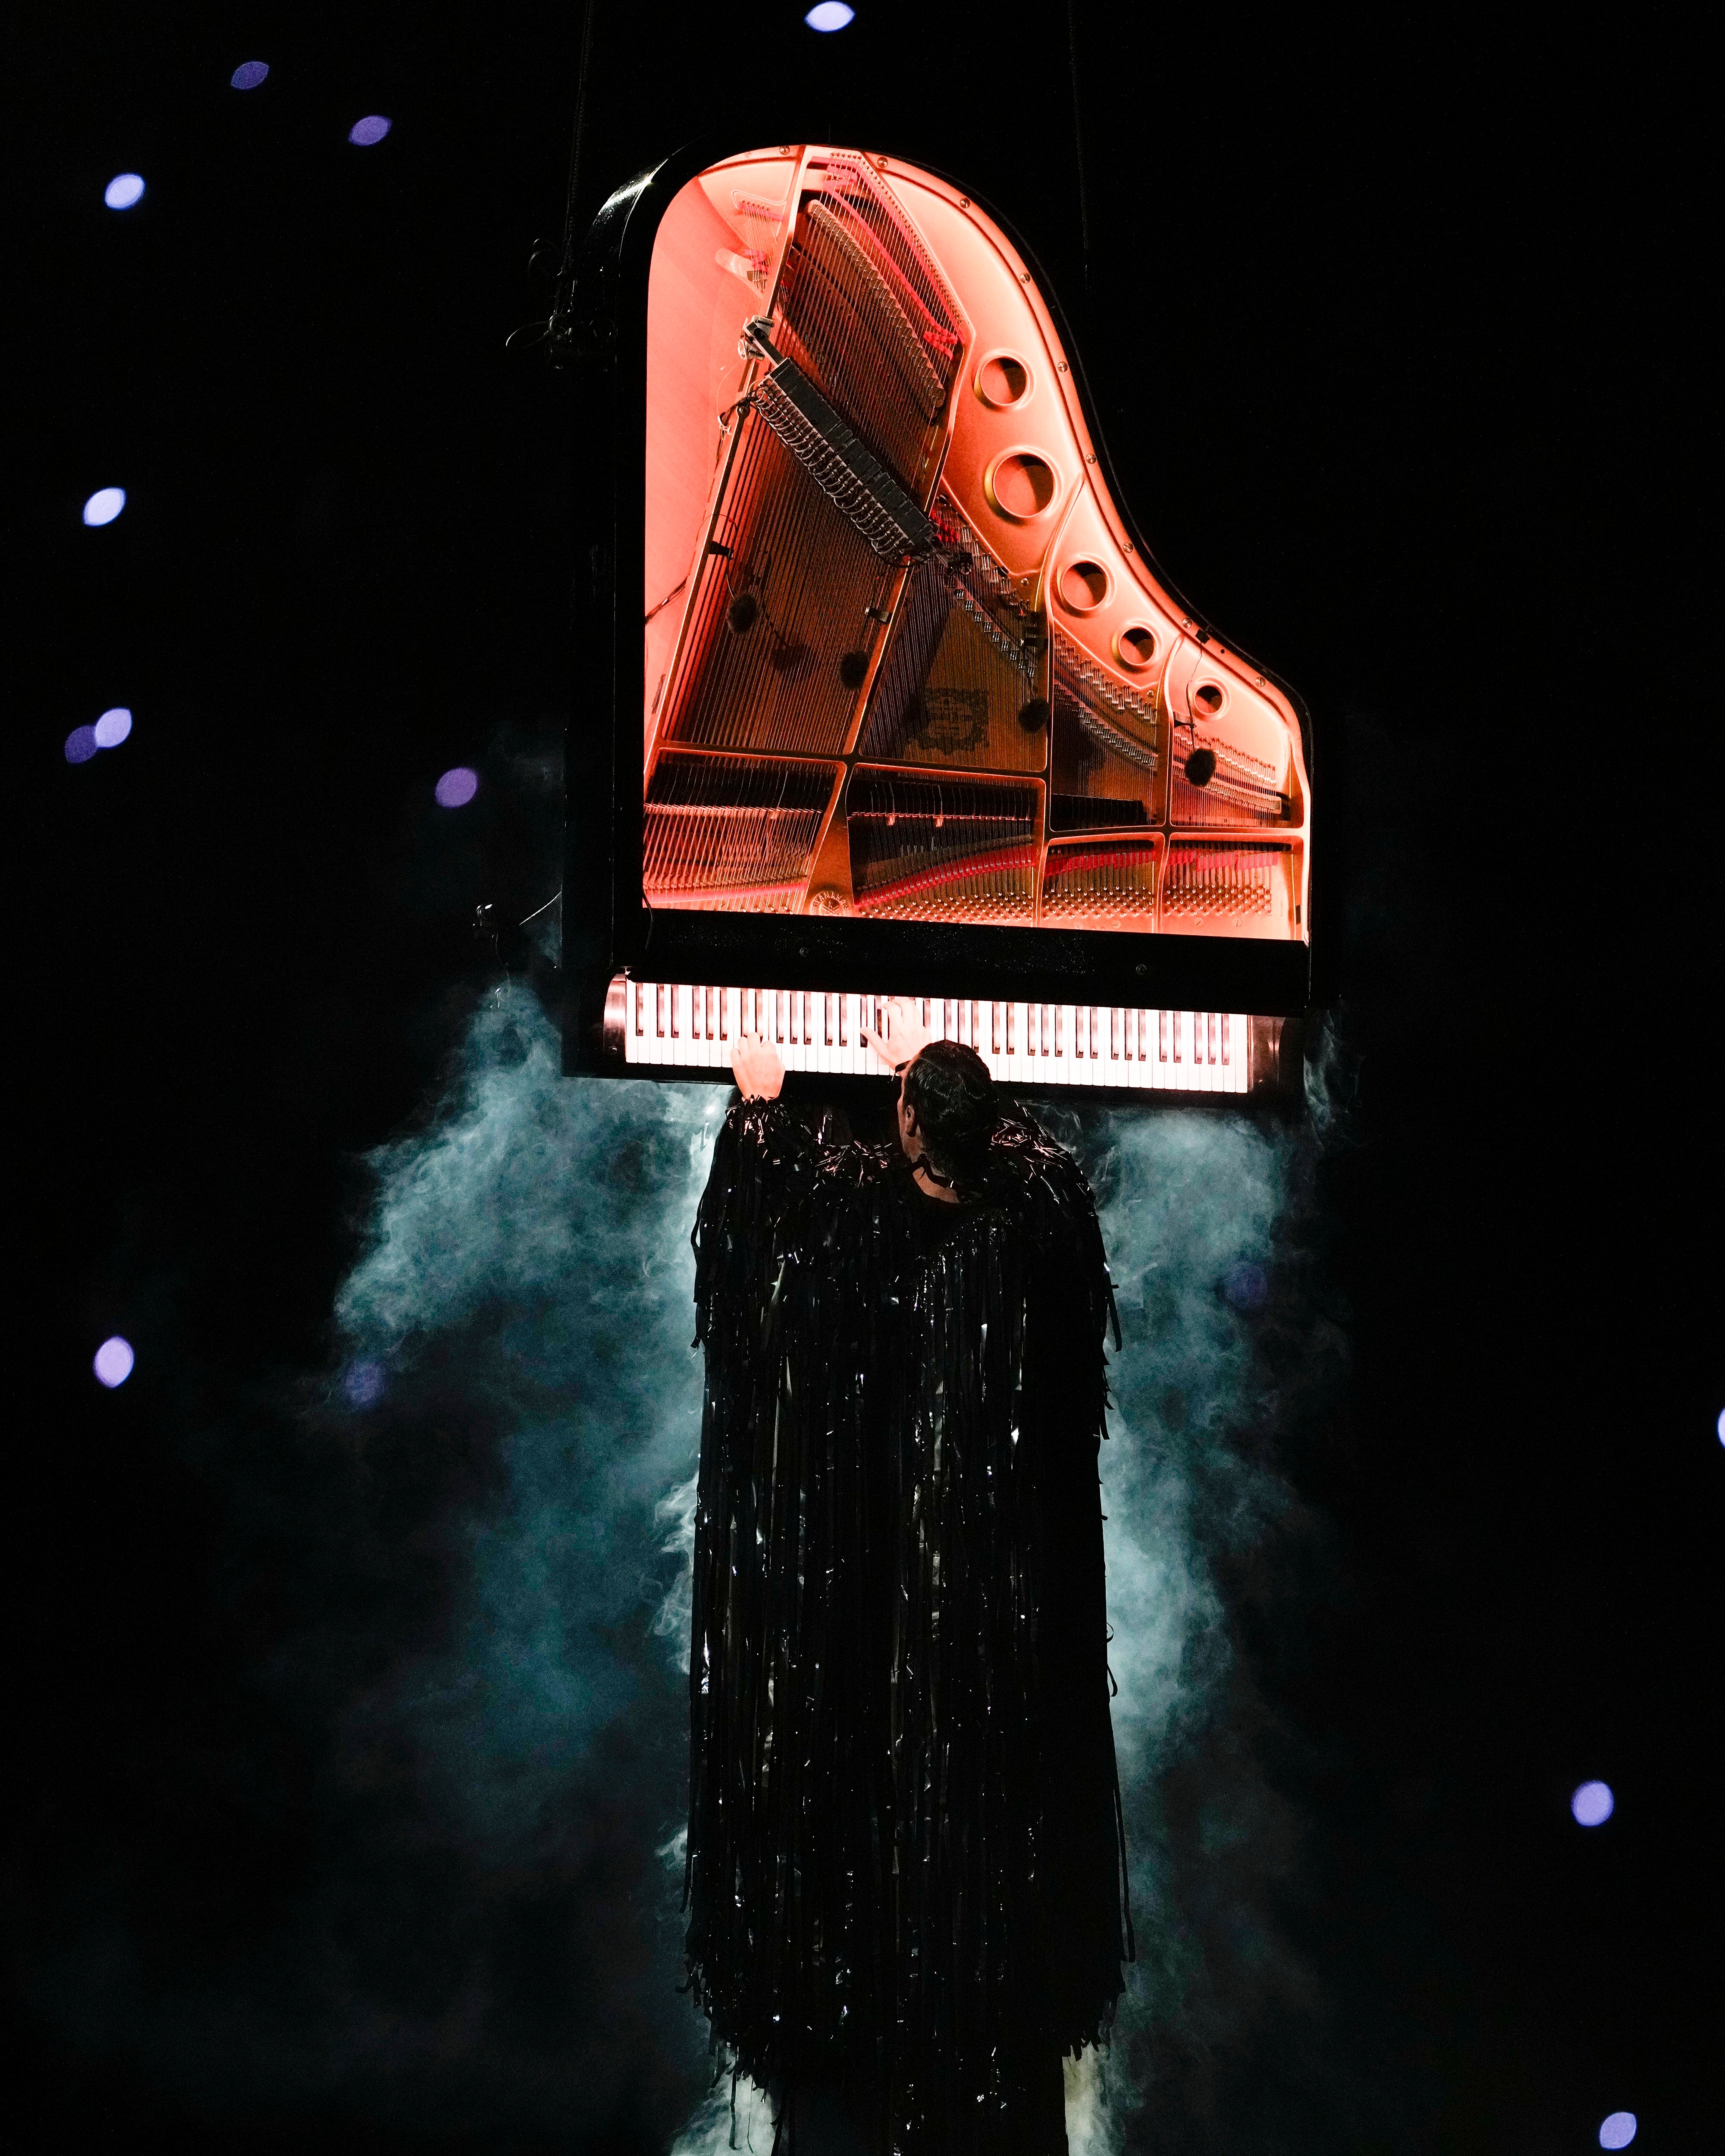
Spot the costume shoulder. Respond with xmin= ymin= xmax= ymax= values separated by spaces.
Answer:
xmin=691 ymin=1098 xmax=896 ymax=1348
xmin=985 ymin=1105 xmax=1107 ymax=1244
xmin=984 ymin=1106 xmax=1120 ymax=1411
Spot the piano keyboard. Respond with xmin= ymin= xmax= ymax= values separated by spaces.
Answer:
xmin=610 ymin=980 xmax=1254 ymax=1094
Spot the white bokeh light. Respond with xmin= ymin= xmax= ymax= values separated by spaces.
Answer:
xmin=1571 ymin=1780 xmax=1614 ymax=1827
xmin=93 ymin=1336 xmax=135 ymax=1388
xmin=94 ymin=707 xmax=132 ymax=748
xmin=805 ymin=2 xmax=856 ymax=27
xmin=82 ymin=487 xmax=126 ymax=527
xmin=1598 ymin=2113 xmax=1637 ymax=2149
xmin=104 ymin=173 xmax=146 ymax=210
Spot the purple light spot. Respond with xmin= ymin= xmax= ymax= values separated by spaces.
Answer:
xmin=1571 ymin=1780 xmax=1614 ymax=1827
xmin=1717 ymin=1404 xmax=1724 ymax=1445
xmin=94 ymin=1336 xmax=135 ymax=1388
xmin=104 ymin=172 xmax=145 ymax=210
xmin=94 ymin=707 xmax=132 ymax=748
xmin=435 ymin=766 xmax=479 ymax=808
xmin=231 ymin=60 xmax=270 ymax=90
xmin=343 ymin=1359 xmax=386 ymax=1407
xmin=1223 ymin=1260 xmax=1267 ymax=1310
xmin=348 ymin=114 xmax=392 ymax=147
xmin=805 ymin=1 xmax=856 ymax=26
xmin=1598 ymin=2115 xmax=1637 ymax=2150
xmin=82 ymin=487 xmax=126 ymax=527
xmin=65 ymin=725 xmax=100 ymax=765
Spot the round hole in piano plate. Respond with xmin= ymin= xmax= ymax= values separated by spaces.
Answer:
xmin=976 ymin=352 xmax=1031 ymax=409
xmin=1115 ymin=624 xmax=1158 ymax=669
xmin=1058 ymin=559 xmax=1110 ymax=613
xmin=986 ymin=451 xmax=1058 ymax=522
xmin=1194 ymin=681 xmax=1226 ymax=714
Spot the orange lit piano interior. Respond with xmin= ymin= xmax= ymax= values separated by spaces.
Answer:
xmin=596 ymin=145 xmax=1311 ymax=1097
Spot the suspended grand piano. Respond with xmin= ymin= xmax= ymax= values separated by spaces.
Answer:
xmin=563 ymin=143 xmax=1311 ymax=1097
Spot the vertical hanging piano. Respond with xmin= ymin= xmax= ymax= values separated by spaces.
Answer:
xmin=562 ymin=143 xmax=1312 ymax=1098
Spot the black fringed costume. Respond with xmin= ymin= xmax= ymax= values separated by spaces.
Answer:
xmin=683 ymin=1096 xmax=1134 ymax=2153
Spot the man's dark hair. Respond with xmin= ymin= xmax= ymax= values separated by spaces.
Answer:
xmin=901 ymin=1040 xmax=999 ymax=1188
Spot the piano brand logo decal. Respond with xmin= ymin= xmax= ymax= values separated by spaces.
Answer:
xmin=908 ymin=688 xmax=989 ymax=754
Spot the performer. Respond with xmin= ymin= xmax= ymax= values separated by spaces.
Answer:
xmin=681 ymin=998 xmax=1134 ymax=2155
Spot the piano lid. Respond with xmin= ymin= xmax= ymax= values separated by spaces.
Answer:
xmin=561 ymin=142 xmax=1312 ymax=1079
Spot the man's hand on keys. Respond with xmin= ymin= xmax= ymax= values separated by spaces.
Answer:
xmin=862 ymin=995 xmax=936 ymax=1073
xmin=731 ymin=1033 xmax=785 ymax=1100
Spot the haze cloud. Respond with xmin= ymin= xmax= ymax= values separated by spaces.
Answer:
xmin=19 ymin=984 xmax=1353 ymax=2151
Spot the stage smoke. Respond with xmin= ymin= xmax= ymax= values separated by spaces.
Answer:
xmin=22 ymin=977 xmax=1353 ymax=2150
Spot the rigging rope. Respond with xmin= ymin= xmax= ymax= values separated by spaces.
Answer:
xmin=1067 ymin=0 xmax=1092 ymax=304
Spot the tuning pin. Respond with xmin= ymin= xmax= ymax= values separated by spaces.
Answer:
xmin=838 ymin=649 xmax=869 ymax=689
xmin=1016 ymin=697 xmax=1051 ymax=733
xmin=1184 ymin=748 xmax=1217 ymax=787
xmin=727 ymin=593 xmax=759 ymax=633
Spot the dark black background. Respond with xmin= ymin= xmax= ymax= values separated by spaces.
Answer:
xmin=12 ymin=3 xmax=1716 ymax=2150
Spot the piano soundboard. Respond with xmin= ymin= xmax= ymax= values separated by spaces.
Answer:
xmin=605 ymin=980 xmax=1278 ymax=1095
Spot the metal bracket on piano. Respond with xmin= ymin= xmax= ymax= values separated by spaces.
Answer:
xmin=740 ymin=319 xmax=941 ymax=562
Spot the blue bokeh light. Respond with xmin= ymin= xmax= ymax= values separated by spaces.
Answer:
xmin=436 ymin=766 xmax=479 ymax=808
xmin=1571 ymin=1780 xmax=1614 ymax=1827
xmin=1222 ymin=1259 xmax=1267 ymax=1310
xmin=104 ymin=172 xmax=145 ymax=210
xmin=65 ymin=725 xmax=100 ymax=765
xmin=1717 ymin=1403 xmax=1724 ymax=1445
xmin=94 ymin=707 xmax=132 ymax=748
xmin=1598 ymin=2114 xmax=1637 ymax=2149
xmin=231 ymin=60 xmax=270 ymax=89
xmin=348 ymin=114 xmax=392 ymax=146
xmin=82 ymin=486 xmax=126 ymax=527
xmin=805 ymin=2 xmax=856 ymax=28
xmin=344 ymin=1359 xmax=386 ymax=1407
xmin=94 ymin=1336 xmax=135 ymax=1388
